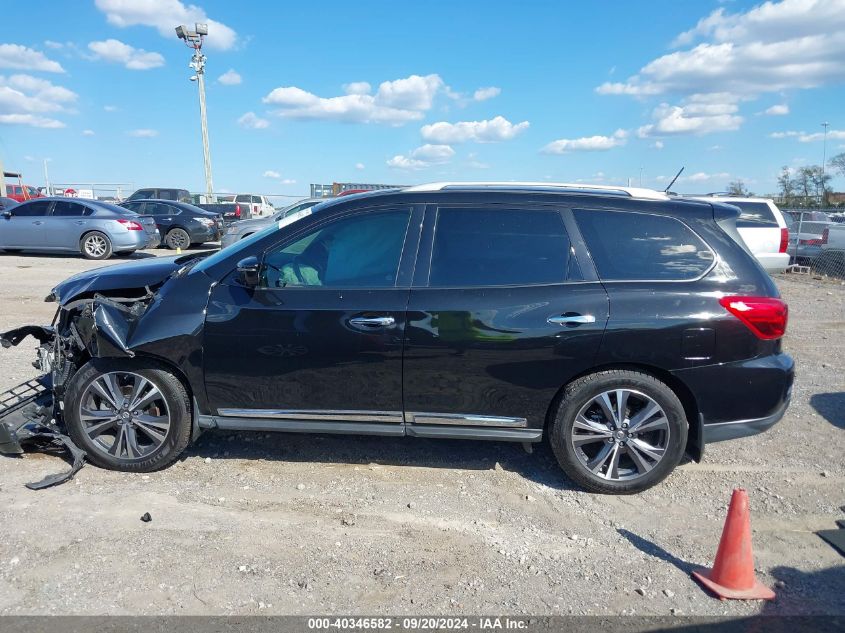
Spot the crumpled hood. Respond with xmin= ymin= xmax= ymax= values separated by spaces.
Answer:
xmin=50 ymin=253 xmax=210 ymax=305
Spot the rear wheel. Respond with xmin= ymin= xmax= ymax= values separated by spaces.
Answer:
xmin=80 ymin=231 xmax=112 ymax=260
xmin=165 ymin=227 xmax=190 ymax=250
xmin=64 ymin=359 xmax=191 ymax=472
xmin=549 ymin=370 xmax=687 ymax=494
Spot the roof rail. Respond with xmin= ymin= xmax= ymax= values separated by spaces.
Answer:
xmin=402 ymin=182 xmax=669 ymax=200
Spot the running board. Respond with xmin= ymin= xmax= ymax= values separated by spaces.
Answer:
xmin=197 ymin=415 xmax=542 ymax=442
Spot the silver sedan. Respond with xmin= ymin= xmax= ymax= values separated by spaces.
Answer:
xmin=0 ymin=197 xmax=160 ymax=260
xmin=220 ymin=198 xmax=324 ymax=248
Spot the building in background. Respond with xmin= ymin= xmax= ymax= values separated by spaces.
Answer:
xmin=310 ymin=182 xmax=404 ymax=198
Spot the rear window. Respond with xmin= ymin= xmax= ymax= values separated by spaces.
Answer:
xmin=574 ymin=209 xmax=715 ymax=282
xmin=430 ymin=207 xmax=571 ymax=287
xmin=729 ymin=201 xmax=778 ymax=228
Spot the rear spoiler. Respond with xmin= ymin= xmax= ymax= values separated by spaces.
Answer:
xmin=711 ymin=201 xmax=753 ymax=256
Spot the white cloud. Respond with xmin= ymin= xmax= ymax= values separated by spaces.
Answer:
xmin=263 ymin=170 xmax=296 ymax=184
xmin=82 ymin=129 xmax=95 ymax=136
xmin=542 ymin=129 xmax=628 ymax=153
xmin=0 ymin=74 xmax=77 ymax=128
xmin=597 ymin=0 xmax=845 ymax=99
xmin=128 ymin=128 xmax=158 ymax=137
xmin=44 ymin=40 xmax=65 ymax=50
xmin=238 ymin=111 xmax=269 ymax=129
xmin=637 ymin=95 xmax=743 ymax=137
xmin=763 ymin=103 xmax=789 ymax=115
xmin=104 ymin=105 xmax=118 ymax=112
xmin=771 ymin=128 xmax=845 ymax=142
xmin=473 ymin=86 xmax=501 ymax=101
xmin=387 ymin=144 xmax=455 ymax=170
xmin=88 ymin=39 xmax=165 ymax=70
xmin=0 ymin=44 xmax=64 ymax=73
xmin=343 ymin=82 xmax=371 ymax=95
xmin=421 ymin=115 xmax=529 ymax=143
xmin=263 ymin=74 xmax=446 ymax=126
xmin=218 ymin=69 xmax=241 ymax=85
xmin=355 ymin=162 xmax=365 ymax=170
xmin=686 ymin=171 xmax=731 ymax=183
xmin=652 ymin=140 xmax=665 ymax=149
xmin=263 ymin=170 xmax=281 ymax=179
xmin=95 ymin=0 xmax=237 ymax=50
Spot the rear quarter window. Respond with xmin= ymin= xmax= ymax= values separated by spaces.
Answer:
xmin=574 ymin=209 xmax=715 ymax=281
xmin=730 ymin=201 xmax=779 ymax=228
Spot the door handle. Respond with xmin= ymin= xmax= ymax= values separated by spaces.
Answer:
xmin=32 ymin=220 xmax=44 ymax=225
xmin=349 ymin=316 xmax=395 ymax=328
xmin=548 ymin=314 xmax=596 ymax=325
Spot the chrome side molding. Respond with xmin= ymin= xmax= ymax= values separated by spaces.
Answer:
xmin=406 ymin=412 xmax=528 ymax=428
xmin=217 ymin=409 xmax=404 ymax=424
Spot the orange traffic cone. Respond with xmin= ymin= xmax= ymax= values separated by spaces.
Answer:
xmin=692 ymin=488 xmax=775 ymax=600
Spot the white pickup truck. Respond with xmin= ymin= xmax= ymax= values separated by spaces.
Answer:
xmin=219 ymin=193 xmax=276 ymax=218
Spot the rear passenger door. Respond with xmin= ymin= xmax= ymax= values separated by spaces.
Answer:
xmin=403 ymin=204 xmax=609 ymax=432
xmin=45 ymin=200 xmax=92 ymax=249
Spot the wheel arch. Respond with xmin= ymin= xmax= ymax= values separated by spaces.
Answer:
xmin=544 ymin=362 xmax=703 ymax=462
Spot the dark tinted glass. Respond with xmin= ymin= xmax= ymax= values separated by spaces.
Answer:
xmin=575 ymin=209 xmax=714 ymax=281
xmin=430 ymin=208 xmax=570 ymax=287
xmin=128 ymin=189 xmax=152 ymax=201
xmin=12 ymin=200 xmax=52 ymax=217
xmin=730 ymin=201 xmax=778 ymax=227
xmin=122 ymin=202 xmax=145 ymax=214
xmin=262 ymin=209 xmax=411 ymax=288
xmin=52 ymin=200 xmax=88 ymax=216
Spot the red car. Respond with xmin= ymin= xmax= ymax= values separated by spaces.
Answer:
xmin=5 ymin=183 xmax=43 ymax=203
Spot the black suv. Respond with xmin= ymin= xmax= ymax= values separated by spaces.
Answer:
xmin=120 ymin=199 xmax=223 ymax=249
xmin=0 ymin=184 xmax=793 ymax=494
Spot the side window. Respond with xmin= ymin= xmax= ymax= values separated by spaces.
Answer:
xmin=236 ymin=194 xmax=251 ymax=203
xmin=429 ymin=207 xmax=571 ymax=287
xmin=52 ymin=201 xmax=89 ymax=216
xmin=124 ymin=202 xmax=145 ymax=214
xmin=129 ymin=189 xmax=152 ymax=201
xmin=13 ymin=201 xmax=52 ymax=217
xmin=158 ymin=190 xmax=176 ymax=200
xmin=251 ymin=195 xmax=261 ymax=204
xmin=261 ymin=209 xmax=411 ymax=289
xmin=574 ymin=209 xmax=715 ymax=281
xmin=730 ymin=201 xmax=779 ymax=228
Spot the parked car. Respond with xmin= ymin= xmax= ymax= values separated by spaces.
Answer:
xmin=120 ymin=199 xmax=223 ymax=249
xmin=785 ymin=212 xmax=833 ymax=264
xmin=218 ymin=194 xmax=275 ymax=218
xmin=0 ymin=197 xmax=159 ymax=259
xmin=220 ymin=198 xmax=324 ymax=248
xmin=195 ymin=200 xmax=253 ymax=222
xmin=126 ymin=188 xmax=192 ymax=203
xmin=0 ymin=197 xmax=19 ymax=211
xmin=5 ymin=183 xmax=43 ymax=203
xmin=0 ymin=183 xmax=793 ymax=494
xmin=690 ymin=196 xmax=790 ymax=273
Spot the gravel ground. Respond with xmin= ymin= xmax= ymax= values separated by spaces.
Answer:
xmin=0 ymin=249 xmax=842 ymax=616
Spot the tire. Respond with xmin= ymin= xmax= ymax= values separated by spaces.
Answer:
xmin=549 ymin=370 xmax=688 ymax=494
xmin=80 ymin=231 xmax=113 ymax=260
xmin=165 ymin=227 xmax=190 ymax=250
xmin=63 ymin=358 xmax=192 ymax=472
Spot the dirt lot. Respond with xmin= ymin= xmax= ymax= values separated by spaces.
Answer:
xmin=0 ymin=249 xmax=842 ymax=616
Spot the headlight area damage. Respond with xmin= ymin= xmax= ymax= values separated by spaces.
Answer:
xmin=0 ymin=288 xmax=157 ymax=489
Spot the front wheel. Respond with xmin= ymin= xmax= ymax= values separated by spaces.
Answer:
xmin=549 ymin=370 xmax=688 ymax=494
xmin=80 ymin=231 xmax=112 ymax=260
xmin=63 ymin=359 xmax=192 ymax=472
xmin=165 ymin=227 xmax=190 ymax=250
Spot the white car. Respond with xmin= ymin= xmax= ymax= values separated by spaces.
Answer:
xmin=691 ymin=196 xmax=790 ymax=273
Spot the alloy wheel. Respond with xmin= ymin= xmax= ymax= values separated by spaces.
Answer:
xmin=570 ymin=389 xmax=670 ymax=481
xmin=84 ymin=235 xmax=107 ymax=258
xmin=78 ymin=371 xmax=171 ymax=460
xmin=167 ymin=229 xmax=189 ymax=249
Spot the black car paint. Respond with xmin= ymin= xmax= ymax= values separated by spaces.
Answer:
xmin=121 ymin=200 xmax=222 ymax=245
xmin=3 ymin=188 xmax=794 ymax=463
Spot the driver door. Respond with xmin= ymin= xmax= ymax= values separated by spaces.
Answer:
xmin=203 ymin=205 xmax=422 ymax=427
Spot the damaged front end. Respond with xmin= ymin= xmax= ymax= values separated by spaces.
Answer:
xmin=0 ymin=288 xmax=157 ymax=488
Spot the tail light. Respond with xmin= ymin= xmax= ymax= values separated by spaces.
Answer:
xmin=778 ymin=227 xmax=789 ymax=253
xmin=719 ymin=296 xmax=788 ymax=340
xmin=798 ymin=238 xmax=822 ymax=246
xmin=822 ymin=228 xmax=829 ymax=245
xmin=117 ymin=219 xmax=143 ymax=231
xmin=234 ymin=204 xmax=241 ymax=219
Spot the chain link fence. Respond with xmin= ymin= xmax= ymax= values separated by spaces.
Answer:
xmin=782 ymin=208 xmax=845 ymax=280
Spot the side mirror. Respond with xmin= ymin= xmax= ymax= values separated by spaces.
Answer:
xmin=2 ymin=210 xmax=11 ymax=219
xmin=236 ymin=256 xmax=260 ymax=287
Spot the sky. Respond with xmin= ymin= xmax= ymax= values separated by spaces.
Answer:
xmin=1 ymin=0 xmax=844 ymax=200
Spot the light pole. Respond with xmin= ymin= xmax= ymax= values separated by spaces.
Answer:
xmin=176 ymin=23 xmax=214 ymax=202
xmin=821 ymin=121 xmax=830 ymax=205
